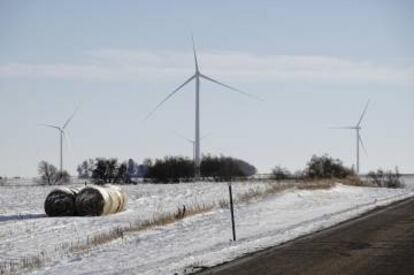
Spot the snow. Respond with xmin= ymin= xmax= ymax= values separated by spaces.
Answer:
xmin=1 ymin=177 xmax=414 ymax=274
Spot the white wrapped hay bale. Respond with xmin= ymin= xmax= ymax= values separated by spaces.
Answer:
xmin=44 ymin=187 xmax=81 ymax=217
xmin=75 ymin=184 xmax=127 ymax=216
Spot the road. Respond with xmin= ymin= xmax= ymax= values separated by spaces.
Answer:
xmin=198 ymin=197 xmax=414 ymax=275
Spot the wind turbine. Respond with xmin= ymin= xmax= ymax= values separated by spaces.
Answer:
xmin=41 ymin=108 xmax=78 ymax=174
xmin=173 ymin=131 xmax=211 ymax=162
xmin=145 ymin=37 xmax=261 ymax=180
xmin=331 ymin=100 xmax=370 ymax=174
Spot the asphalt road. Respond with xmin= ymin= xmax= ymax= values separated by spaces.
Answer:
xmin=198 ymin=197 xmax=414 ymax=275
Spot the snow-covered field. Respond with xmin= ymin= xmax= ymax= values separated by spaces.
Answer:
xmin=1 ymin=177 xmax=413 ymax=274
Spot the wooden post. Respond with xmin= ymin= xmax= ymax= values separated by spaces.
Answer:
xmin=228 ymin=182 xmax=236 ymax=241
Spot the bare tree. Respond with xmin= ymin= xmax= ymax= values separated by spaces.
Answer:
xmin=38 ymin=161 xmax=70 ymax=185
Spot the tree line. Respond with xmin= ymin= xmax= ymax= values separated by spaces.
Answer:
xmin=37 ymin=154 xmax=257 ymax=184
xmin=37 ymin=153 xmax=402 ymax=187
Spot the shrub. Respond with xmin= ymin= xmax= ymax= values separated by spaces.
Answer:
xmin=304 ymin=154 xmax=354 ymax=179
xmin=367 ymin=167 xmax=403 ymax=188
xmin=271 ymin=166 xmax=291 ymax=181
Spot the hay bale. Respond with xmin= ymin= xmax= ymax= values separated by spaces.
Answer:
xmin=75 ymin=185 xmax=127 ymax=216
xmin=44 ymin=187 xmax=81 ymax=217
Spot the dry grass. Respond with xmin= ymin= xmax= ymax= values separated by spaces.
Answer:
xmin=297 ymin=180 xmax=335 ymax=190
xmin=237 ymin=188 xmax=263 ymax=203
xmin=340 ymin=176 xmax=365 ymax=186
xmin=218 ymin=198 xmax=229 ymax=208
xmin=217 ymin=180 xmax=335 ymax=208
xmin=298 ymin=176 xmax=367 ymax=189
xmin=215 ymin=180 xmax=338 ymax=209
xmin=0 ymin=254 xmax=43 ymax=275
xmin=139 ymin=203 xmax=213 ymax=230
xmin=222 ymin=177 xmax=365 ymax=208
xmin=70 ymin=203 xmax=215 ymax=253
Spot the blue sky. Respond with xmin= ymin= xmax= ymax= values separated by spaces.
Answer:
xmin=0 ymin=0 xmax=413 ymax=177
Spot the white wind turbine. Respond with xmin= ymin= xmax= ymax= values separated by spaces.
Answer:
xmin=145 ymin=37 xmax=261 ymax=180
xmin=173 ymin=131 xmax=211 ymax=163
xmin=41 ymin=108 xmax=78 ymax=174
xmin=331 ymin=100 xmax=370 ymax=174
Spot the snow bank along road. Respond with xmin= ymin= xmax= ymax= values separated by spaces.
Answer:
xmin=0 ymin=177 xmax=413 ymax=274
xmin=199 ymin=196 xmax=414 ymax=275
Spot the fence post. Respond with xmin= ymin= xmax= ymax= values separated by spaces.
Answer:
xmin=228 ymin=182 xmax=236 ymax=241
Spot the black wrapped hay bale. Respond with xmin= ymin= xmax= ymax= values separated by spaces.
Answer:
xmin=44 ymin=187 xmax=80 ymax=217
xmin=75 ymin=185 xmax=127 ymax=216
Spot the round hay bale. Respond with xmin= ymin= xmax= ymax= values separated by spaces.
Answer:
xmin=44 ymin=187 xmax=80 ymax=217
xmin=104 ymin=185 xmax=127 ymax=214
xmin=75 ymin=185 xmax=127 ymax=216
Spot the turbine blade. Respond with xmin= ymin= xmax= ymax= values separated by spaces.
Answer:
xmin=39 ymin=124 xmax=61 ymax=130
xmin=328 ymin=126 xmax=356 ymax=130
xmin=144 ymin=75 xmax=195 ymax=121
xmin=191 ymin=35 xmax=199 ymax=72
xmin=172 ymin=129 xmax=209 ymax=144
xmin=359 ymin=134 xmax=368 ymax=155
xmin=357 ymin=99 xmax=370 ymax=127
xmin=62 ymin=106 xmax=79 ymax=129
xmin=172 ymin=130 xmax=194 ymax=144
xmin=200 ymin=73 xmax=263 ymax=101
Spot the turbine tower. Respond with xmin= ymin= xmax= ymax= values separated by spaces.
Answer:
xmin=331 ymin=100 xmax=370 ymax=174
xmin=146 ymin=37 xmax=260 ymax=180
xmin=41 ymin=108 xmax=78 ymax=174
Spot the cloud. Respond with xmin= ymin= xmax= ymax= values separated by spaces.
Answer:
xmin=0 ymin=49 xmax=413 ymax=87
